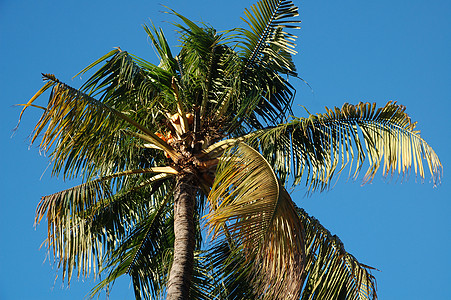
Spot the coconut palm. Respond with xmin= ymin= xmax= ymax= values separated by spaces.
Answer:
xmin=18 ymin=0 xmax=441 ymax=299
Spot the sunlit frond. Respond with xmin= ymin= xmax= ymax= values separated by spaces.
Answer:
xmin=143 ymin=23 xmax=178 ymax=73
xmin=37 ymin=171 xmax=173 ymax=284
xmin=298 ymin=207 xmax=377 ymax=300
xmin=77 ymin=49 xmax=173 ymax=105
xmin=18 ymin=74 xmax=177 ymax=178
xmin=36 ymin=167 xmax=175 ymax=224
xmin=206 ymin=142 xmax=304 ymax=299
xmin=223 ymin=0 xmax=300 ymax=129
xmin=239 ymin=0 xmax=300 ymax=72
xmin=75 ymin=49 xmax=176 ymax=137
xmin=249 ymin=102 xmax=442 ymax=192
xmin=163 ymin=9 xmax=242 ymax=128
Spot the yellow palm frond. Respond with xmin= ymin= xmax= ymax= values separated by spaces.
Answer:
xmin=36 ymin=171 xmax=173 ymax=283
xmin=18 ymin=74 xmax=179 ymax=178
xmin=249 ymin=101 xmax=441 ymax=192
xmin=206 ymin=142 xmax=304 ymax=299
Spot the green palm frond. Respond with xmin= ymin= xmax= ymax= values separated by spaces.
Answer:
xmin=168 ymin=10 xmax=222 ymax=109
xmin=239 ymin=0 xmax=300 ymax=72
xmin=142 ymin=23 xmax=178 ymax=74
xmin=90 ymin=187 xmax=174 ymax=299
xmin=298 ymin=207 xmax=377 ymax=300
xmin=241 ymin=63 xmax=296 ymax=129
xmin=75 ymin=48 xmax=180 ymax=140
xmin=228 ymin=0 xmax=300 ymax=129
xmin=249 ymin=102 xmax=442 ymax=191
xmin=189 ymin=251 xmax=217 ymax=300
xmin=209 ymin=240 xmax=257 ymax=300
xmin=206 ymin=142 xmax=304 ymax=300
xmin=75 ymin=48 xmax=178 ymax=136
xmin=77 ymin=49 xmax=173 ymax=104
xmin=164 ymin=10 xmax=243 ymax=127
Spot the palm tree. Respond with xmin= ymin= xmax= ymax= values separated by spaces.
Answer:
xmin=18 ymin=1 xmax=441 ymax=299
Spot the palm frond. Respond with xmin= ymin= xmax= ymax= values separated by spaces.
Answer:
xmin=89 ymin=186 xmax=174 ymax=299
xmin=165 ymin=9 xmax=237 ymax=124
xmin=90 ymin=192 xmax=214 ymax=300
xmin=78 ymin=50 xmax=186 ymax=150
xmin=208 ymin=240 xmax=257 ymax=300
xmin=206 ymin=142 xmax=304 ymax=299
xmin=248 ymin=102 xmax=442 ymax=192
xmin=189 ymin=251 xmax=217 ymax=300
xmin=297 ymin=207 xmax=377 ymax=300
xmin=239 ymin=0 xmax=300 ymax=72
xmin=143 ymin=22 xmax=178 ymax=74
xmin=75 ymin=48 xmax=177 ymax=136
xmin=240 ymin=64 xmax=296 ymax=129
xmin=19 ymin=74 xmax=176 ymax=178
xmin=36 ymin=167 xmax=175 ymax=224
xmin=37 ymin=171 xmax=173 ymax=285
xmin=200 ymin=136 xmax=249 ymax=160
xmin=223 ymin=0 xmax=301 ymax=130
xmin=77 ymin=49 xmax=173 ymax=104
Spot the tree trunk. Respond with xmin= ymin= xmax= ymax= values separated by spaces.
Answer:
xmin=167 ymin=174 xmax=197 ymax=300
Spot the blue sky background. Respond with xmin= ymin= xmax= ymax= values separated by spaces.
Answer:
xmin=1 ymin=0 xmax=449 ymax=299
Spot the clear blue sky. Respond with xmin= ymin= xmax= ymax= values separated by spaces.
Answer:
xmin=1 ymin=1 xmax=450 ymax=299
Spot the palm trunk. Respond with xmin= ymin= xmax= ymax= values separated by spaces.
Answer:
xmin=167 ymin=174 xmax=197 ymax=300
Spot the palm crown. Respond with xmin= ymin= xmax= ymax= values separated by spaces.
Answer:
xmin=18 ymin=1 xmax=441 ymax=299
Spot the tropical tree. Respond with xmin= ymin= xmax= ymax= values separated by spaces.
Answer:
xmin=17 ymin=1 xmax=441 ymax=299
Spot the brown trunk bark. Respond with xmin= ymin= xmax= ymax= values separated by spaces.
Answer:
xmin=167 ymin=174 xmax=197 ymax=300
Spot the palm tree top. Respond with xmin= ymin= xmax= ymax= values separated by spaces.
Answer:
xmin=16 ymin=1 xmax=441 ymax=299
